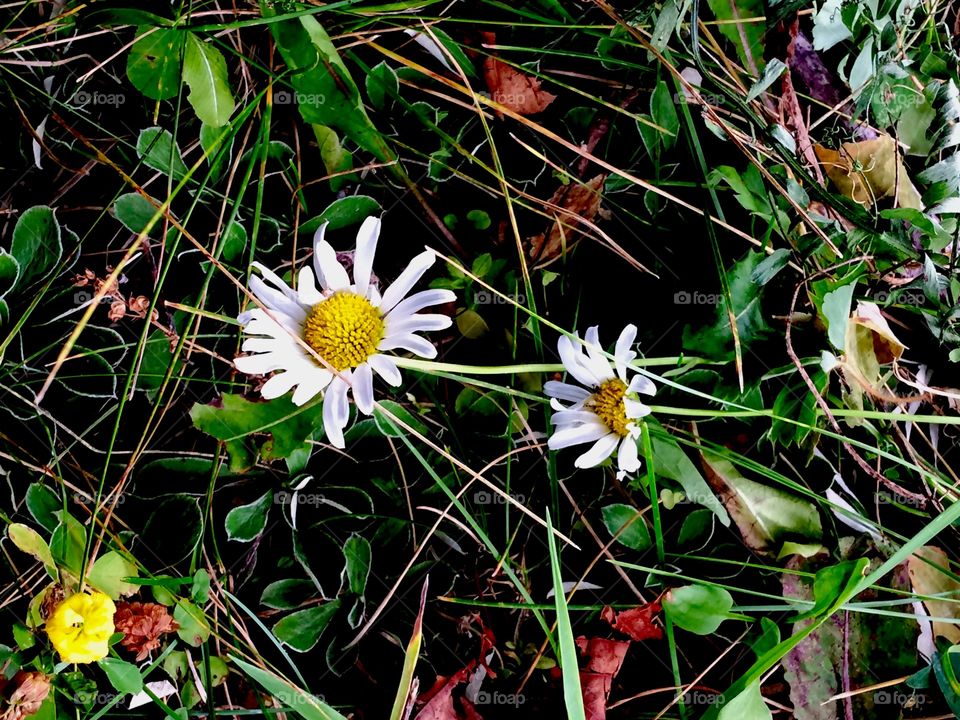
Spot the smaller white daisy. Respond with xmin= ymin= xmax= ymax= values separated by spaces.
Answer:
xmin=235 ymin=216 xmax=455 ymax=448
xmin=544 ymin=324 xmax=655 ymax=479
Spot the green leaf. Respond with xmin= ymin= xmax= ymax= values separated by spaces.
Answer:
xmin=137 ymin=127 xmax=189 ymax=181
xmin=113 ymin=193 xmax=160 ymax=235
xmin=750 ymin=248 xmax=791 ymax=286
xmin=601 ymin=504 xmax=651 ymax=551
xmin=182 ymin=32 xmax=235 ymax=127
xmin=718 ymin=681 xmax=772 ymax=720
xmin=225 ymin=491 xmax=273 ymax=542
xmin=8 ymin=524 xmax=58 ymax=581
xmin=50 ymin=511 xmax=86 ymax=579
xmin=174 ymin=599 xmax=210 ymax=647
xmin=682 ymin=251 xmax=770 ymax=360
xmin=99 ymin=657 xmax=144 ymax=695
xmin=126 ymin=27 xmax=184 ymax=100
xmin=663 ymin=584 xmax=735 ymax=635
xmin=746 ymin=59 xmax=786 ymax=102
xmin=341 ymin=534 xmax=371 ymax=596
xmin=190 ymin=394 xmax=324 ymax=472
xmin=230 ymin=656 xmax=348 ymax=720
xmin=546 ymin=511 xmax=586 ymax=720
xmin=273 ymin=601 xmax=341 ymax=652
xmin=373 ymin=400 xmax=428 ymax=437
xmin=790 ymin=561 xmax=865 ymax=623
xmin=701 ymin=452 xmax=822 ymax=555
xmin=650 ymin=431 xmax=729 ymax=525
xmin=812 ymin=0 xmax=852 ymax=51
xmin=650 ymin=79 xmax=679 ymax=151
xmin=821 ymin=282 xmax=855 ymax=352
xmin=191 ymin=569 xmax=211 ymax=604
xmin=261 ymin=579 xmax=316 ymax=610
xmin=366 ymin=61 xmax=398 ymax=110
xmin=312 ymin=125 xmax=355 ymax=191
xmin=25 ymin=483 xmax=60 ymax=532
xmin=299 ymin=196 xmax=381 ymax=235
xmin=10 ymin=205 xmax=62 ymax=288
xmin=88 ymin=551 xmax=139 ymax=599
xmin=221 ymin=220 xmax=246 ymax=263
xmin=260 ymin=3 xmax=394 ymax=164
xmin=0 ymin=249 xmax=21 ymax=299
xmin=707 ymin=0 xmax=765 ymax=72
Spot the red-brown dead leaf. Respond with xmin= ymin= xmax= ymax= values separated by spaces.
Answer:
xmin=576 ymin=636 xmax=629 ymax=720
xmin=483 ymin=57 xmax=556 ymax=115
xmin=414 ymin=663 xmax=483 ymax=720
xmin=529 ymin=174 xmax=607 ymax=263
xmin=601 ymin=603 xmax=663 ymax=642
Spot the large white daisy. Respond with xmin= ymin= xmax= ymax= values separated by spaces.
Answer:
xmin=545 ymin=324 xmax=655 ymax=479
xmin=234 ymin=216 xmax=455 ymax=448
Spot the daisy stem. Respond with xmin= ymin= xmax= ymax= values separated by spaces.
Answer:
xmin=391 ymin=356 xmax=702 ymax=376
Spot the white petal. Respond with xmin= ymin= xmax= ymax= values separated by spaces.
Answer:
xmin=544 ymin=381 xmax=592 ymax=403
xmin=548 ymin=421 xmax=609 ymax=450
xmin=322 ymin=378 xmax=351 ymax=448
xmin=551 ymin=409 xmax=602 ymax=426
xmin=615 ymin=324 xmax=638 ymax=379
xmin=353 ymin=216 xmax=380 ymax=295
xmin=235 ymin=353 xmax=286 ymax=375
xmin=617 ymin=436 xmax=641 ymax=476
xmin=380 ymin=250 xmax=436 ymax=313
xmin=252 ymin=262 xmax=299 ymax=302
xmin=298 ymin=266 xmax=324 ymax=305
xmin=250 ymin=276 xmax=307 ymax=321
xmin=379 ymin=333 xmax=438 ymax=358
xmin=583 ymin=326 xmax=616 ymax=383
xmin=291 ymin=368 xmax=333 ymax=406
xmin=628 ymin=374 xmax=657 ymax=396
xmin=404 ymin=28 xmax=456 ymax=73
xmin=574 ymin=433 xmax=620 ymax=468
xmin=557 ymin=335 xmax=598 ymax=387
xmin=386 ymin=288 xmax=456 ymax=319
xmin=353 ymin=362 xmax=375 ymax=415
xmin=314 ymin=235 xmax=351 ymax=291
xmin=385 ymin=313 xmax=452 ymax=335
xmin=259 ymin=371 xmax=301 ymax=400
xmin=368 ymin=354 xmax=403 ymax=386
xmin=624 ymin=398 xmax=651 ymax=419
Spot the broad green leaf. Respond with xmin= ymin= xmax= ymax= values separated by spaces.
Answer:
xmin=650 ymin=79 xmax=679 ymax=151
xmin=718 ymin=681 xmax=771 ymax=720
xmin=373 ymin=400 xmax=428 ymax=437
xmin=260 ymin=3 xmax=394 ymax=165
xmin=220 ymin=220 xmax=246 ymax=262
xmin=341 ymin=534 xmax=371 ymax=596
xmin=261 ymin=579 xmax=316 ymax=610
xmin=8 ymin=524 xmax=58 ymax=581
xmin=174 ymin=599 xmax=210 ymax=646
xmin=299 ymin=196 xmax=381 ymax=235
xmin=225 ymin=491 xmax=272 ymax=542
xmin=0 ymin=249 xmax=20 ymax=299
xmin=230 ymin=656 xmax=348 ymax=720
xmin=650 ymin=430 xmax=729 ymax=525
xmin=189 ymin=394 xmax=324 ymax=472
xmin=707 ymin=0 xmax=765 ymax=72
xmin=601 ymin=504 xmax=651 ymax=551
xmin=791 ymin=560 xmax=867 ymax=623
xmin=88 ymin=551 xmax=139 ymax=599
xmin=182 ymin=33 xmax=235 ymax=127
xmin=50 ymin=511 xmax=86 ymax=579
xmin=192 ymin=569 xmax=211 ymax=604
xmin=126 ymin=27 xmax=184 ymax=100
xmin=99 ymin=657 xmax=144 ymax=695
xmin=663 ymin=584 xmax=734 ymax=635
xmin=273 ymin=601 xmax=341 ymax=652
xmin=312 ymin=125 xmax=355 ymax=191
xmin=11 ymin=205 xmax=62 ymax=288
xmin=113 ymin=193 xmax=160 ymax=235
xmin=366 ymin=61 xmax=398 ymax=110
xmin=25 ymin=483 xmax=60 ymax=532
xmin=137 ymin=127 xmax=188 ymax=180
xmin=682 ymin=251 xmax=770 ymax=361
xmin=820 ymin=282 xmax=855 ymax=352
xmin=701 ymin=452 xmax=822 ymax=555
xmin=812 ymin=0 xmax=852 ymax=51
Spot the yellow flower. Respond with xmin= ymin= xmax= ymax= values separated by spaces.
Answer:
xmin=45 ymin=591 xmax=116 ymax=664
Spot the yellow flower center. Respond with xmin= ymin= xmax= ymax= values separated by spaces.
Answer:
xmin=590 ymin=378 xmax=629 ymax=437
xmin=302 ymin=291 xmax=384 ymax=371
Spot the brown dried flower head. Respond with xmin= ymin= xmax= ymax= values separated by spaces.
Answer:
xmin=113 ymin=602 xmax=179 ymax=661
xmin=2 ymin=672 xmax=51 ymax=720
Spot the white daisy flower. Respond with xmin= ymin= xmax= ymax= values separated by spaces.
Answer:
xmin=234 ymin=216 xmax=455 ymax=448
xmin=544 ymin=324 xmax=655 ymax=479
